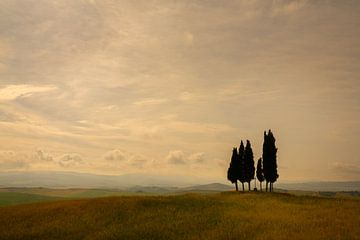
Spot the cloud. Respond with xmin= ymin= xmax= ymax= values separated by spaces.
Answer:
xmin=331 ymin=162 xmax=360 ymax=176
xmin=178 ymin=91 xmax=194 ymax=101
xmin=103 ymin=149 xmax=149 ymax=168
xmin=104 ymin=149 xmax=126 ymax=161
xmin=0 ymin=151 xmax=30 ymax=170
xmin=166 ymin=150 xmax=186 ymax=165
xmin=166 ymin=150 xmax=206 ymax=165
xmin=188 ymin=152 xmax=205 ymax=164
xmin=183 ymin=32 xmax=194 ymax=46
xmin=216 ymin=158 xmax=227 ymax=167
xmin=0 ymin=149 xmax=88 ymax=170
xmin=272 ymin=0 xmax=308 ymax=16
xmin=36 ymin=149 xmax=54 ymax=162
xmin=0 ymin=85 xmax=57 ymax=101
xmin=56 ymin=153 xmax=84 ymax=168
xmin=128 ymin=154 xmax=148 ymax=168
xmin=133 ymin=98 xmax=168 ymax=106
xmin=0 ymin=110 xmax=18 ymax=122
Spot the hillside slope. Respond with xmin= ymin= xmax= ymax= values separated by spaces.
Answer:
xmin=0 ymin=192 xmax=63 ymax=206
xmin=0 ymin=193 xmax=359 ymax=240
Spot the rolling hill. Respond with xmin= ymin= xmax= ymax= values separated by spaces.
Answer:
xmin=0 ymin=192 xmax=359 ymax=240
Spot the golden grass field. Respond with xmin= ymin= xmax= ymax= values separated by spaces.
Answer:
xmin=0 ymin=192 xmax=359 ymax=240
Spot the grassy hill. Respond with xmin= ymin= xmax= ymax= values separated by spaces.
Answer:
xmin=0 ymin=192 xmax=359 ymax=240
xmin=0 ymin=192 xmax=64 ymax=206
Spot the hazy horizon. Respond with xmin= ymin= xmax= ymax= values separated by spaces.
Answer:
xmin=0 ymin=0 xmax=359 ymax=183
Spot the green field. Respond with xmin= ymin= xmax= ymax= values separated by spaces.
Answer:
xmin=0 ymin=192 xmax=359 ymax=240
xmin=0 ymin=192 xmax=64 ymax=206
xmin=0 ymin=188 xmax=155 ymax=206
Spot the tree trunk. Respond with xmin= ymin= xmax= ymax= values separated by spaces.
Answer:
xmin=248 ymin=182 xmax=251 ymax=191
xmin=260 ymin=182 xmax=262 ymax=192
xmin=270 ymin=182 xmax=273 ymax=192
xmin=242 ymin=182 xmax=244 ymax=192
xmin=235 ymin=181 xmax=238 ymax=192
xmin=266 ymin=181 xmax=268 ymax=192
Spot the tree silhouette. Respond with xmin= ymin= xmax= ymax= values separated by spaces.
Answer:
xmin=227 ymin=147 xmax=239 ymax=191
xmin=244 ymin=140 xmax=255 ymax=191
xmin=238 ymin=141 xmax=246 ymax=191
xmin=262 ymin=130 xmax=279 ymax=192
xmin=256 ymin=158 xmax=264 ymax=191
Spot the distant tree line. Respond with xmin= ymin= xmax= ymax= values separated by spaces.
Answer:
xmin=227 ymin=130 xmax=278 ymax=192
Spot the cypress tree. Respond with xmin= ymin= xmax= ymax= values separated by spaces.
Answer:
xmin=244 ymin=140 xmax=255 ymax=191
xmin=267 ymin=130 xmax=278 ymax=192
xmin=227 ymin=147 xmax=239 ymax=191
xmin=238 ymin=141 xmax=246 ymax=191
xmin=263 ymin=131 xmax=269 ymax=191
xmin=262 ymin=130 xmax=279 ymax=192
xmin=256 ymin=158 xmax=264 ymax=191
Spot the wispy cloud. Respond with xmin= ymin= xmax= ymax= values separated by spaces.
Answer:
xmin=331 ymin=162 xmax=360 ymax=176
xmin=0 ymin=85 xmax=57 ymax=101
xmin=272 ymin=0 xmax=308 ymax=16
xmin=133 ymin=98 xmax=168 ymax=106
xmin=0 ymin=151 xmax=29 ymax=170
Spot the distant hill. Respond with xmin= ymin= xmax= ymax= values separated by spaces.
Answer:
xmin=1 ymin=171 xmax=359 ymax=192
xmin=277 ymin=181 xmax=360 ymax=192
xmin=0 ymin=171 xmax=216 ymax=188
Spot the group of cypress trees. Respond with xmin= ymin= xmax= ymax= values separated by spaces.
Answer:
xmin=227 ymin=130 xmax=278 ymax=192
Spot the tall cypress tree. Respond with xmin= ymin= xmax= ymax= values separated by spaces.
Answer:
xmin=238 ymin=141 xmax=246 ymax=191
xmin=244 ymin=140 xmax=255 ymax=191
xmin=262 ymin=130 xmax=278 ymax=192
xmin=267 ymin=130 xmax=278 ymax=192
xmin=227 ymin=147 xmax=239 ymax=191
xmin=256 ymin=158 xmax=264 ymax=191
xmin=263 ymin=131 xmax=269 ymax=191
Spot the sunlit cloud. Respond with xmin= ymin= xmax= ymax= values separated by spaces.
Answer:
xmin=166 ymin=150 xmax=186 ymax=165
xmin=166 ymin=150 xmax=207 ymax=165
xmin=272 ymin=0 xmax=308 ymax=16
xmin=56 ymin=153 xmax=84 ymax=168
xmin=331 ymin=162 xmax=360 ymax=176
xmin=133 ymin=98 xmax=168 ymax=106
xmin=0 ymin=85 xmax=57 ymax=101
xmin=0 ymin=151 xmax=29 ymax=170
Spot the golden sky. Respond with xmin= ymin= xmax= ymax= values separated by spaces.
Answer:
xmin=0 ymin=0 xmax=359 ymax=182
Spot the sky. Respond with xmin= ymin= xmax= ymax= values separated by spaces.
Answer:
xmin=0 ymin=0 xmax=359 ymax=182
